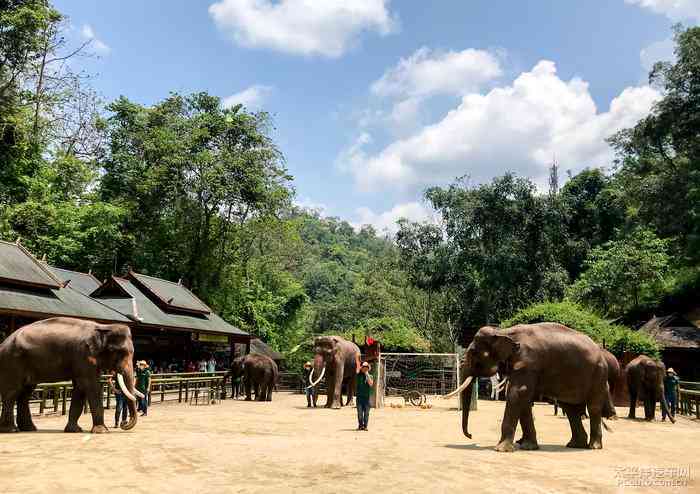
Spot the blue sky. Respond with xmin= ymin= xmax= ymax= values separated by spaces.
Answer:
xmin=54 ymin=0 xmax=698 ymax=234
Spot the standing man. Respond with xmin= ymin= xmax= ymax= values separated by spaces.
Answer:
xmin=108 ymin=370 xmax=129 ymax=428
xmin=136 ymin=360 xmax=151 ymax=417
xmin=303 ymin=361 xmax=317 ymax=408
xmin=356 ymin=361 xmax=374 ymax=431
xmin=207 ymin=354 xmax=217 ymax=373
xmin=663 ymin=367 xmax=680 ymax=421
xmin=490 ymin=372 xmax=500 ymax=400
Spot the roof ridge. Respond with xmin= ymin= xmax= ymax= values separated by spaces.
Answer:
xmin=130 ymin=270 xmax=210 ymax=311
xmin=64 ymin=284 xmax=132 ymax=323
xmin=15 ymin=242 xmax=64 ymax=286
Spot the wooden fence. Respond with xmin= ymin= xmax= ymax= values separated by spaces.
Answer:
xmin=679 ymin=381 xmax=700 ymax=419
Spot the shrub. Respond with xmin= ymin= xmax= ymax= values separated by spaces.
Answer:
xmin=502 ymin=301 xmax=659 ymax=358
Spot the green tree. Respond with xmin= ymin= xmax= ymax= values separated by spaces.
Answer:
xmin=568 ymin=229 xmax=670 ymax=315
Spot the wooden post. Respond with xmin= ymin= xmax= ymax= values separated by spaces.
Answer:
xmin=161 ymin=384 xmax=165 ymax=402
xmin=178 ymin=381 xmax=183 ymax=403
xmin=185 ymin=381 xmax=189 ymax=402
xmin=39 ymin=387 xmax=46 ymax=414
xmin=61 ymin=386 xmax=67 ymax=415
xmin=53 ymin=387 xmax=59 ymax=413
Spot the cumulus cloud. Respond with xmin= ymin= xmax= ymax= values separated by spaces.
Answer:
xmin=371 ymin=47 xmax=503 ymax=98
xmin=222 ymin=85 xmax=273 ymax=109
xmin=80 ymin=24 xmax=110 ymax=55
xmin=625 ymin=0 xmax=700 ymax=22
xmin=208 ymin=0 xmax=398 ymax=58
xmin=294 ymin=196 xmax=329 ymax=216
xmin=353 ymin=201 xmax=436 ymax=235
xmin=339 ymin=60 xmax=660 ymax=191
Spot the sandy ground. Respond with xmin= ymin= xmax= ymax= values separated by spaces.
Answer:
xmin=0 ymin=393 xmax=697 ymax=494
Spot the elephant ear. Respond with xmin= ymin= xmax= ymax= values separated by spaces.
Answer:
xmin=493 ymin=334 xmax=519 ymax=362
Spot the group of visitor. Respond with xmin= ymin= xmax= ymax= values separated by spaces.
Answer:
xmin=149 ymin=355 xmax=221 ymax=375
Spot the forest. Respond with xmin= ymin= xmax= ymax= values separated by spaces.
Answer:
xmin=3 ymin=1 xmax=700 ymax=366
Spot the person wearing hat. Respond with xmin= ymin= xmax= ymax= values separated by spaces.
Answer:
xmin=662 ymin=367 xmax=679 ymax=421
xmin=303 ymin=361 xmax=317 ymax=408
xmin=355 ymin=361 xmax=374 ymax=431
xmin=136 ymin=360 xmax=151 ymax=416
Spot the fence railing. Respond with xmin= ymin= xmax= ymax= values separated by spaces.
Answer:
xmin=29 ymin=372 xmax=232 ymax=416
xmin=679 ymin=381 xmax=700 ymax=419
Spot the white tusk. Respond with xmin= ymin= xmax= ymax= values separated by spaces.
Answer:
xmin=495 ymin=378 xmax=508 ymax=393
xmin=117 ymin=373 xmax=137 ymax=402
xmin=134 ymin=389 xmax=145 ymax=399
xmin=442 ymin=376 xmax=473 ymax=399
xmin=306 ymin=366 xmax=325 ymax=389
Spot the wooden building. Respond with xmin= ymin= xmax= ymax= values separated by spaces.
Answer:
xmin=639 ymin=313 xmax=700 ymax=381
xmin=0 ymin=240 xmax=251 ymax=364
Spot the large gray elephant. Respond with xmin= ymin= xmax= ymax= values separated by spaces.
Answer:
xmin=308 ymin=336 xmax=361 ymax=409
xmin=224 ymin=353 xmax=278 ymax=401
xmin=626 ymin=355 xmax=674 ymax=422
xmin=0 ymin=317 xmax=139 ymax=433
xmin=445 ymin=324 xmax=613 ymax=452
xmin=601 ymin=348 xmax=620 ymax=418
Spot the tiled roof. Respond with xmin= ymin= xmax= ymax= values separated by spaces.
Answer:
xmin=0 ymin=241 xmax=61 ymax=289
xmin=251 ymin=338 xmax=284 ymax=360
xmin=640 ymin=314 xmax=700 ymax=349
xmin=94 ymin=276 xmax=247 ymax=336
xmin=48 ymin=266 xmax=102 ymax=296
xmin=129 ymin=271 xmax=210 ymax=314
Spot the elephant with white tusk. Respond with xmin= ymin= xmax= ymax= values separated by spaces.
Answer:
xmin=309 ymin=336 xmax=361 ymax=409
xmin=0 ymin=317 xmax=139 ymax=433
xmin=443 ymin=323 xmax=613 ymax=452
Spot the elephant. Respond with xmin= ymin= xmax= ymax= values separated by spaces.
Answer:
xmin=601 ymin=348 xmax=620 ymax=418
xmin=445 ymin=323 xmax=613 ymax=452
xmin=625 ymin=355 xmax=674 ymax=423
xmin=307 ymin=336 xmax=361 ymax=409
xmin=224 ymin=354 xmax=278 ymax=401
xmin=0 ymin=317 xmax=140 ymax=433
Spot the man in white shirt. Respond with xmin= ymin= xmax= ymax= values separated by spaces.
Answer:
xmin=207 ymin=355 xmax=216 ymax=373
xmin=490 ymin=372 xmax=500 ymax=400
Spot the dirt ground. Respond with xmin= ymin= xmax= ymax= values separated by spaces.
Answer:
xmin=0 ymin=393 xmax=696 ymax=494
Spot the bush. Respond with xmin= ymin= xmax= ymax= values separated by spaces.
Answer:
xmin=502 ymin=301 xmax=659 ymax=358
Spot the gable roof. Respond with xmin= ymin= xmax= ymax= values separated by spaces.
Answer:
xmin=128 ymin=271 xmax=210 ymax=315
xmin=639 ymin=314 xmax=700 ymax=349
xmin=0 ymin=241 xmax=61 ymax=289
xmin=48 ymin=266 xmax=102 ymax=297
xmin=92 ymin=276 xmax=247 ymax=336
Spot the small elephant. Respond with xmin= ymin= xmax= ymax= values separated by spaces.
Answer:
xmin=601 ymin=348 xmax=620 ymax=418
xmin=224 ymin=354 xmax=278 ymax=402
xmin=446 ymin=323 xmax=612 ymax=452
xmin=0 ymin=317 xmax=140 ymax=433
xmin=626 ymin=355 xmax=674 ymax=422
xmin=308 ymin=336 xmax=361 ymax=409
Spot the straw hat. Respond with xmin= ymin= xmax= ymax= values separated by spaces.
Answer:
xmin=361 ymin=361 xmax=370 ymax=369
xmin=667 ymin=368 xmax=676 ymax=375
xmin=303 ymin=361 xmax=312 ymax=368
xmin=137 ymin=360 xmax=148 ymax=368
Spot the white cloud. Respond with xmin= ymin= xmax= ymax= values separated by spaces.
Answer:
xmin=222 ymin=85 xmax=273 ymax=108
xmin=294 ymin=196 xmax=329 ymax=215
xmin=371 ymin=47 xmax=503 ymax=99
xmin=80 ymin=24 xmax=110 ymax=55
xmin=625 ymin=0 xmax=700 ymax=22
xmin=340 ymin=60 xmax=661 ymax=191
xmin=353 ymin=201 xmax=435 ymax=235
xmin=208 ymin=0 xmax=398 ymax=58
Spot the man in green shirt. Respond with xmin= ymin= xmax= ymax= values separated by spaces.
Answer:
xmin=356 ymin=361 xmax=374 ymax=431
xmin=136 ymin=360 xmax=151 ymax=416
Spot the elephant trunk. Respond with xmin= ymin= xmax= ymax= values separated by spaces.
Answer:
xmin=461 ymin=375 xmax=474 ymax=439
xmin=659 ymin=382 xmax=675 ymax=424
xmin=117 ymin=358 xmax=138 ymax=431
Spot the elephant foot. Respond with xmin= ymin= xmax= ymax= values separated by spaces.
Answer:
xmin=566 ymin=437 xmax=588 ymax=449
xmin=518 ymin=439 xmax=539 ymax=451
xmin=17 ymin=422 xmax=37 ymax=432
xmin=64 ymin=423 xmax=83 ymax=433
xmin=91 ymin=425 xmax=109 ymax=434
xmin=0 ymin=424 xmax=18 ymax=433
xmin=588 ymin=439 xmax=603 ymax=450
xmin=244 ymin=397 xmax=252 ymax=401
xmin=494 ymin=440 xmax=515 ymax=453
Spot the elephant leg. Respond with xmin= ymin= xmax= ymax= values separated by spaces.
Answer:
xmin=16 ymin=385 xmax=37 ymax=432
xmin=332 ymin=369 xmax=343 ymax=409
xmin=325 ymin=371 xmax=334 ymax=408
xmin=266 ymin=380 xmax=273 ymax=401
xmin=65 ymin=386 xmax=85 ymax=433
xmin=517 ymin=403 xmax=539 ymax=450
xmin=244 ymin=380 xmax=252 ymax=401
xmin=628 ymin=388 xmax=637 ymax=419
xmin=0 ymin=389 xmax=19 ymax=433
xmin=81 ymin=380 xmax=108 ymax=433
xmin=346 ymin=377 xmax=356 ymax=407
xmin=562 ymin=404 xmax=588 ymax=448
xmin=644 ymin=397 xmax=655 ymax=421
xmin=495 ymin=381 xmax=532 ymax=452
